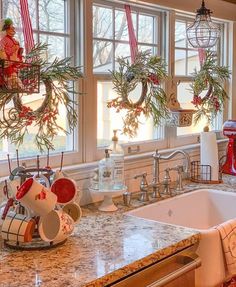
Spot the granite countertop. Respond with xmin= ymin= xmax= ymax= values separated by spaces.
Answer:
xmin=1 ymin=175 xmax=236 ymax=287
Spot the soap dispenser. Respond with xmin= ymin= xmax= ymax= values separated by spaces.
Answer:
xmin=109 ymin=130 xmax=125 ymax=189
xmin=99 ymin=149 xmax=115 ymax=191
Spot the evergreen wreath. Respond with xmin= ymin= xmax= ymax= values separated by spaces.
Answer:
xmin=0 ymin=43 xmax=82 ymax=151
xmin=107 ymin=51 xmax=169 ymax=137
xmin=191 ymin=50 xmax=230 ymax=124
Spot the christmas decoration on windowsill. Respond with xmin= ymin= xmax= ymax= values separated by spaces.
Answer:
xmin=0 ymin=18 xmax=82 ymax=151
xmin=190 ymin=50 xmax=230 ymax=125
xmin=167 ymin=93 xmax=195 ymax=127
xmin=186 ymin=0 xmax=220 ymax=49
xmin=107 ymin=50 xmax=169 ymax=137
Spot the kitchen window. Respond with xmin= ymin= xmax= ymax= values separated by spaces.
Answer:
xmin=170 ymin=15 xmax=227 ymax=147
xmin=91 ymin=0 xmax=168 ymax=157
xmin=0 ymin=0 xmax=231 ymax=175
xmin=0 ymin=0 xmax=81 ymax=173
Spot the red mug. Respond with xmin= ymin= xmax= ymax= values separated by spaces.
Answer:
xmin=51 ymin=178 xmax=78 ymax=205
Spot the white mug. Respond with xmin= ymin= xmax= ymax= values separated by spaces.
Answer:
xmin=62 ymin=202 xmax=82 ymax=223
xmin=16 ymin=178 xmax=57 ymax=216
xmin=1 ymin=211 xmax=36 ymax=243
xmin=38 ymin=209 xmax=74 ymax=242
xmin=33 ymin=174 xmax=50 ymax=188
xmin=6 ymin=179 xmax=21 ymax=197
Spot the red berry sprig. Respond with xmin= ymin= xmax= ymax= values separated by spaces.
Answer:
xmin=42 ymin=108 xmax=58 ymax=123
xmin=191 ymin=95 xmax=202 ymax=107
xmin=18 ymin=105 xmax=36 ymax=126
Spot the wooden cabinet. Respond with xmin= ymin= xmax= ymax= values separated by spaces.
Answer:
xmin=164 ymin=270 xmax=195 ymax=287
xmin=110 ymin=245 xmax=201 ymax=287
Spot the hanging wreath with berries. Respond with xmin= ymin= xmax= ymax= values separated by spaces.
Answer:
xmin=0 ymin=43 xmax=82 ymax=151
xmin=191 ymin=50 xmax=230 ymax=124
xmin=107 ymin=51 xmax=169 ymax=137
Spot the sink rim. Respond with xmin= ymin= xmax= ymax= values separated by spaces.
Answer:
xmin=126 ymin=188 xmax=236 ymax=230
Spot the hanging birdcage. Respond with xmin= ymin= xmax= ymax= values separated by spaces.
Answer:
xmin=186 ymin=0 xmax=221 ymax=48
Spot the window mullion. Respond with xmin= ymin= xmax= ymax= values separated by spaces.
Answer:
xmin=36 ymin=0 xmax=40 ymax=42
xmin=166 ymin=11 xmax=177 ymax=148
xmin=112 ymin=6 xmax=115 ymax=70
xmin=83 ymin=0 xmax=98 ymax=162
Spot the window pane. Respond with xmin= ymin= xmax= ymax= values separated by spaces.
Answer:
xmin=115 ymin=43 xmax=131 ymax=70
xmin=175 ymin=49 xmax=186 ymax=75
xmin=177 ymin=82 xmax=208 ymax=136
xmin=0 ymin=86 xmax=75 ymax=160
xmin=3 ymin=0 xmax=37 ymax=29
xmin=93 ymin=40 xmax=113 ymax=72
xmin=115 ymin=10 xmax=136 ymax=41
xmin=115 ymin=43 xmax=130 ymax=59
xmin=175 ymin=21 xmax=186 ymax=48
xmin=40 ymin=35 xmax=68 ymax=60
xmin=187 ymin=50 xmax=200 ymax=75
xmin=93 ymin=5 xmax=113 ymax=39
xmin=97 ymin=81 xmax=163 ymax=147
xmin=138 ymin=45 xmax=157 ymax=55
xmin=138 ymin=14 xmax=155 ymax=44
xmin=1 ymin=0 xmax=76 ymax=158
xmin=175 ymin=18 xmax=203 ymax=76
xmin=187 ymin=21 xmax=194 ymax=49
xmin=39 ymin=0 xmax=67 ymax=33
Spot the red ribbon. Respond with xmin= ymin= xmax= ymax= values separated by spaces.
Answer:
xmin=198 ymin=48 xmax=206 ymax=67
xmin=124 ymin=5 xmax=138 ymax=63
xmin=20 ymin=0 xmax=35 ymax=54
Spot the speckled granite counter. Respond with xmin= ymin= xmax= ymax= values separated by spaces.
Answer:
xmin=1 ymin=175 xmax=236 ymax=287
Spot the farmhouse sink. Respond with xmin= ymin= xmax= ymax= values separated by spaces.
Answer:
xmin=126 ymin=189 xmax=236 ymax=287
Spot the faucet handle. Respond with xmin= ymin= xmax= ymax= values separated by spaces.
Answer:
xmin=134 ymin=172 xmax=148 ymax=191
xmin=163 ymin=168 xmax=171 ymax=183
xmin=134 ymin=172 xmax=149 ymax=201
xmin=162 ymin=168 xmax=172 ymax=196
xmin=170 ymin=165 xmax=184 ymax=192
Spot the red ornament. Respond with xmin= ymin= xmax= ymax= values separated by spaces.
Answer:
xmin=148 ymin=73 xmax=159 ymax=85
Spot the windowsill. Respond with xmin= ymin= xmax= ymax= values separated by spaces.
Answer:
xmin=62 ymin=138 xmax=228 ymax=175
xmin=0 ymin=138 xmax=227 ymax=183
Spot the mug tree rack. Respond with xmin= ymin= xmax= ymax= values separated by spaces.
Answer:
xmin=2 ymin=150 xmax=68 ymax=250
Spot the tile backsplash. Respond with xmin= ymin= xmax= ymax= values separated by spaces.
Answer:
xmin=0 ymin=141 xmax=228 ymax=207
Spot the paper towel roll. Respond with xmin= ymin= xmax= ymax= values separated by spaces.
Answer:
xmin=200 ymin=131 xmax=219 ymax=181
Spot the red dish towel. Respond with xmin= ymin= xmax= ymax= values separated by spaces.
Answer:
xmin=222 ymin=276 xmax=236 ymax=287
xmin=216 ymin=219 xmax=236 ymax=276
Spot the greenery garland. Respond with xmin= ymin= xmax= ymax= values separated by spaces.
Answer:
xmin=107 ymin=51 xmax=169 ymax=137
xmin=0 ymin=43 xmax=82 ymax=151
xmin=191 ymin=50 xmax=230 ymax=125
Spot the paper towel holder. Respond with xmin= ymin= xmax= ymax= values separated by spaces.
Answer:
xmin=190 ymin=161 xmax=222 ymax=184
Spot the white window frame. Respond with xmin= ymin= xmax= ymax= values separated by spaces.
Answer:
xmin=168 ymin=12 xmax=230 ymax=148
xmin=0 ymin=0 xmax=82 ymax=177
xmin=84 ymin=0 xmax=168 ymax=161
